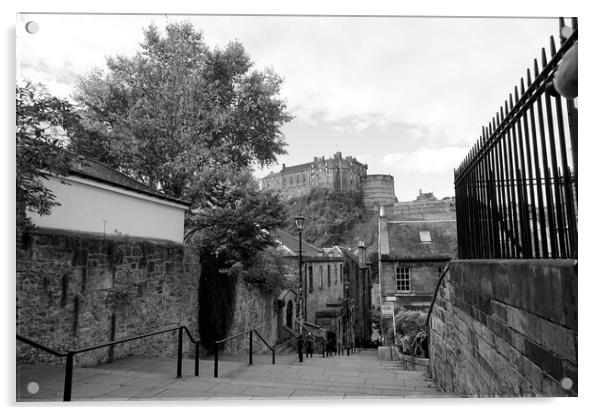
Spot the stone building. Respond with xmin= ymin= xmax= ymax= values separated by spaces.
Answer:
xmin=27 ymin=157 xmax=190 ymax=243
xmin=377 ymin=191 xmax=457 ymax=311
xmin=261 ymin=152 xmax=368 ymax=198
xmin=17 ymin=157 xmax=203 ymax=366
xmin=342 ymin=248 xmax=372 ymax=347
xmin=271 ymin=230 xmax=372 ymax=349
xmin=261 ymin=152 xmax=398 ymax=210
xmin=378 ymin=216 xmax=457 ymax=309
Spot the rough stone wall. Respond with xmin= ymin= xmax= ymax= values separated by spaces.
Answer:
xmin=429 ymin=259 xmax=577 ymax=397
xmin=386 ymin=198 xmax=456 ymax=221
xmin=16 ymin=229 xmax=201 ymax=366
xmin=224 ymin=278 xmax=279 ymax=354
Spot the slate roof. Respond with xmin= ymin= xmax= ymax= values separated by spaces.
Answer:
xmin=271 ymin=229 xmax=323 ymax=257
xmin=385 ymin=220 xmax=457 ymax=260
xmin=69 ymin=158 xmax=190 ymax=206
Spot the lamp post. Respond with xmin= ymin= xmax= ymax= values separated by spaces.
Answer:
xmin=358 ymin=241 xmax=367 ymax=348
xmin=295 ymin=215 xmax=305 ymax=363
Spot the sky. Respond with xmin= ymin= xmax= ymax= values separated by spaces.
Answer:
xmin=17 ymin=13 xmax=559 ymax=202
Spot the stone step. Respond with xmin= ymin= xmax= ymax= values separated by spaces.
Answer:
xmin=17 ymin=350 xmax=458 ymax=401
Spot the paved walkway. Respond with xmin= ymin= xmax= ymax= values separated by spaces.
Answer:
xmin=17 ymin=349 xmax=458 ymax=401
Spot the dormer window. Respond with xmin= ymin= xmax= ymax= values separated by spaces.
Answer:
xmin=419 ymin=231 xmax=432 ymax=243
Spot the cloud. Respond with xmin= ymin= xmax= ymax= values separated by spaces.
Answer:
xmin=382 ymin=146 xmax=467 ymax=174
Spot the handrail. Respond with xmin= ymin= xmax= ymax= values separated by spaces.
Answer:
xmin=16 ymin=335 xmax=67 ymax=357
xmin=252 ymin=329 xmax=273 ymax=351
xmin=425 ymin=264 xmax=450 ymax=331
xmin=213 ymin=328 xmax=275 ymax=378
xmin=17 ymin=324 xmax=200 ymax=401
xmin=283 ymin=325 xmax=298 ymax=338
xmin=74 ymin=325 xmax=181 ymax=353
xmin=215 ymin=329 xmax=253 ymax=345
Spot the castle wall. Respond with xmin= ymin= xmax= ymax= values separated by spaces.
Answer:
xmin=385 ymin=198 xmax=456 ymax=221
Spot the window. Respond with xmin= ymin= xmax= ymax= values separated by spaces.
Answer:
xmin=289 ymin=176 xmax=293 ymax=185
xmin=334 ymin=264 xmax=337 ymax=284
xmin=308 ymin=265 xmax=313 ymax=293
xmin=282 ymin=177 xmax=286 ymax=186
xmin=327 ymin=265 xmax=331 ymax=286
xmin=340 ymin=264 xmax=343 ymax=283
xmin=320 ymin=266 xmax=323 ymax=287
xmin=396 ymin=267 xmax=411 ymax=293
xmin=419 ymin=231 xmax=432 ymax=242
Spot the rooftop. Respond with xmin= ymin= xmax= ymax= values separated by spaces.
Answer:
xmin=385 ymin=220 xmax=457 ymax=260
xmin=70 ymin=158 xmax=190 ymax=206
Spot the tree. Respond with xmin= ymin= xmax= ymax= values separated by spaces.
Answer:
xmin=16 ymin=81 xmax=78 ymax=236
xmin=185 ymin=167 xmax=288 ymax=265
xmin=70 ymin=22 xmax=292 ymax=265
xmin=70 ymin=22 xmax=291 ymax=200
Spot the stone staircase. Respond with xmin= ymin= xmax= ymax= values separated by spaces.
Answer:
xmin=17 ymin=349 xmax=458 ymax=401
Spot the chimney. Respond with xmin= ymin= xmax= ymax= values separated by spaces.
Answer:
xmin=378 ymin=207 xmax=389 ymax=256
xmin=282 ymin=163 xmax=286 ymax=171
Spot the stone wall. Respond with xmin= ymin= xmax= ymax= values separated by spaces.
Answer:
xmin=225 ymin=278 xmax=280 ymax=354
xmin=16 ymin=228 xmax=201 ymax=366
xmin=429 ymin=259 xmax=577 ymax=397
xmin=386 ymin=198 xmax=456 ymax=221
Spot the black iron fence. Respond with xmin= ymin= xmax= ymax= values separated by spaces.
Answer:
xmin=455 ymin=17 xmax=578 ymax=260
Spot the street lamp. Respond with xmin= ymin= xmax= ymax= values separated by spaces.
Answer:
xmin=358 ymin=241 xmax=367 ymax=348
xmin=295 ymin=215 xmax=305 ymax=362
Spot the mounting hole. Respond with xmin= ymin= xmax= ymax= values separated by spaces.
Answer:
xmin=560 ymin=377 xmax=573 ymax=390
xmin=27 ymin=382 xmax=39 ymax=395
xmin=25 ymin=21 xmax=39 ymax=34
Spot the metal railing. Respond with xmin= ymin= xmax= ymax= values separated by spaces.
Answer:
xmin=17 ymin=324 xmax=200 ymax=401
xmin=454 ymin=18 xmax=578 ymax=260
xmin=213 ymin=328 xmax=275 ymax=378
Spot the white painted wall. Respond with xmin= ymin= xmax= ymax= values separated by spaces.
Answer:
xmin=28 ymin=175 xmax=188 ymax=243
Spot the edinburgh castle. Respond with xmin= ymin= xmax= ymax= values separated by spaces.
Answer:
xmin=260 ymin=152 xmax=398 ymax=209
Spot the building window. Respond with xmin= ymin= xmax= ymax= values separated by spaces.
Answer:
xmin=320 ymin=266 xmax=323 ymax=287
xmin=289 ymin=176 xmax=293 ymax=185
xmin=282 ymin=177 xmax=286 ymax=186
xmin=308 ymin=265 xmax=313 ymax=293
xmin=419 ymin=231 xmax=432 ymax=242
xmin=334 ymin=264 xmax=337 ymax=284
xmin=327 ymin=265 xmax=331 ymax=286
xmin=340 ymin=264 xmax=343 ymax=283
xmin=395 ymin=267 xmax=411 ymax=293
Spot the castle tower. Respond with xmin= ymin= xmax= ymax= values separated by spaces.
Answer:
xmin=361 ymin=174 xmax=396 ymax=209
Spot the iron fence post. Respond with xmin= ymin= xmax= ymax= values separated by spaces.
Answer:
xmin=176 ymin=326 xmax=183 ymax=378
xmin=63 ymin=352 xmax=74 ymax=402
xmin=272 ymin=347 xmax=275 ymax=365
xmin=249 ymin=330 xmax=253 ymax=365
xmin=194 ymin=341 xmax=200 ymax=376
xmin=214 ymin=342 xmax=219 ymax=378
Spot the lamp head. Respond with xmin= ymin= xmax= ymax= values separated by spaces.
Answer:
xmin=295 ymin=215 xmax=305 ymax=231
